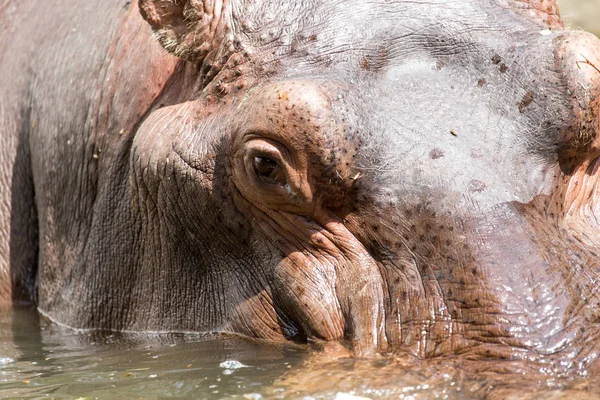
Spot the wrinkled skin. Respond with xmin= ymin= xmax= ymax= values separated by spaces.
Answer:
xmin=1 ymin=0 xmax=600 ymax=383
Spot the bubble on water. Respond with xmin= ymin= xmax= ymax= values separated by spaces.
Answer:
xmin=219 ymin=360 xmax=249 ymax=370
xmin=0 ymin=357 xmax=13 ymax=365
xmin=334 ymin=393 xmax=372 ymax=400
xmin=242 ymin=394 xmax=263 ymax=400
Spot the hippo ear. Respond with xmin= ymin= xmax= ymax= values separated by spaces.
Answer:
xmin=139 ymin=0 xmax=224 ymax=61
xmin=506 ymin=0 xmax=563 ymax=28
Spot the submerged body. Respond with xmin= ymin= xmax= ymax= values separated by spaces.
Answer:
xmin=1 ymin=0 xmax=600 ymax=383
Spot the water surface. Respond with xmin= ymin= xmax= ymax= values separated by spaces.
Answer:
xmin=1 ymin=308 xmax=599 ymax=399
xmin=0 ymin=307 xmax=309 ymax=399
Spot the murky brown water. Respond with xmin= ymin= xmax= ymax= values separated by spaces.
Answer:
xmin=1 ymin=308 xmax=600 ymax=399
xmin=0 ymin=308 xmax=311 ymax=399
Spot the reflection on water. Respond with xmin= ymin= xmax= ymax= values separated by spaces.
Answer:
xmin=0 ymin=307 xmax=309 ymax=399
xmin=1 ymin=308 xmax=600 ymax=399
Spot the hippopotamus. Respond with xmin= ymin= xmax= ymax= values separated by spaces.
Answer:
xmin=1 ymin=0 xmax=600 ymax=376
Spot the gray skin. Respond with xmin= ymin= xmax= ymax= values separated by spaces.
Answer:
xmin=1 ymin=0 xmax=600 ymax=377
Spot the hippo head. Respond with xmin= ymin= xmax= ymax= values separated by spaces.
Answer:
xmin=127 ymin=0 xmax=600 ymax=366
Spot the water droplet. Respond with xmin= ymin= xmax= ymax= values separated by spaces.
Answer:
xmin=0 ymin=357 xmax=14 ymax=365
xmin=219 ymin=360 xmax=249 ymax=370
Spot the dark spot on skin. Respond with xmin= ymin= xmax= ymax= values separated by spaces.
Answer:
xmin=123 ymin=0 xmax=131 ymax=9
xmin=468 ymin=180 xmax=487 ymax=193
xmin=477 ymin=78 xmax=486 ymax=87
xmin=518 ymin=91 xmax=534 ymax=113
xmin=235 ymin=80 xmax=247 ymax=90
xmin=360 ymin=57 xmax=370 ymax=71
xmin=309 ymin=34 xmax=317 ymax=41
xmin=430 ymin=148 xmax=445 ymax=159
xmin=359 ymin=48 xmax=388 ymax=72
xmin=499 ymin=63 xmax=509 ymax=73
xmin=214 ymin=81 xmax=230 ymax=96
xmin=492 ymin=54 xmax=502 ymax=65
xmin=471 ymin=268 xmax=478 ymax=275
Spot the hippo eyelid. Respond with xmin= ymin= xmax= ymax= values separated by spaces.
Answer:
xmin=231 ymin=132 xmax=311 ymax=212
xmin=241 ymin=138 xmax=292 ymax=190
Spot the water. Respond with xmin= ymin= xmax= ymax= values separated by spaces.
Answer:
xmin=1 ymin=308 xmax=600 ymax=399
xmin=0 ymin=307 xmax=310 ymax=400
xmin=559 ymin=0 xmax=600 ymax=36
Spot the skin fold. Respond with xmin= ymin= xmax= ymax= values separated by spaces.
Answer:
xmin=1 ymin=0 xmax=600 ymax=384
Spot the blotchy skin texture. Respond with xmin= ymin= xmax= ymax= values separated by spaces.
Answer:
xmin=2 ymin=0 xmax=600 ymax=383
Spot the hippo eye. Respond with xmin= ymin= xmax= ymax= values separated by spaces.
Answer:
xmin=253 ymin=156 xmax=286 ymax=185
